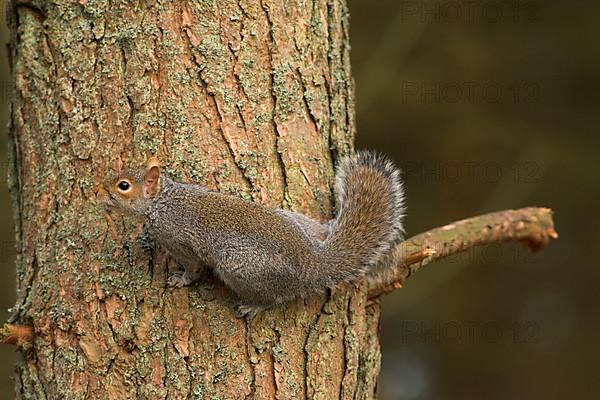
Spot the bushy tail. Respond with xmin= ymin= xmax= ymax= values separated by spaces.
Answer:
xmin=318 ymin=151 xmax=405 ymax=287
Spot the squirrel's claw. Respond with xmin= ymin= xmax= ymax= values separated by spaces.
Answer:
xmin=234 ymin=304 xmax=264 ymax=320
xmin=167 ymin=271 xmax=193 ymax=288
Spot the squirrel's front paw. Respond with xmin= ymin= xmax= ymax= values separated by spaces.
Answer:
xmin=167 ymin=271 xmax=193 ymax=288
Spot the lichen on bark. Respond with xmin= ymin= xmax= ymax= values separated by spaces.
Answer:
xmin=9 ymin=1 xmax=380 ymax=399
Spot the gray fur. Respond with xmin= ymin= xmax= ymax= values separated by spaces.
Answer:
xmin=98 ymin=151 xmax=405 ymax=318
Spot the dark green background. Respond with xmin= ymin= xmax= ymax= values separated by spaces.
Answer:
xmin=1 ymin=0 xmax=598 ymax=398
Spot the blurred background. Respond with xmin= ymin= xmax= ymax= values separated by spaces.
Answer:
xmin=0 ymin=0 xmax=598 ymax=399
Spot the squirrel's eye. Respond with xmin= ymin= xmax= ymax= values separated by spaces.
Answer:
xmin=117 ymin=181 xmax=131 ymax=191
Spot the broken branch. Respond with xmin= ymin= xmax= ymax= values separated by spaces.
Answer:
xmin=368 ymin=207 xmax=558 ymax=298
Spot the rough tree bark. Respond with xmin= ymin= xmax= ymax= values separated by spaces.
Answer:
xmin=7 ymin=0 xmax=383 ymax=399
xmin=5 ymin=1 xmax=558 ymax=399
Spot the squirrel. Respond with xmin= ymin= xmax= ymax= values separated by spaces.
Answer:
xmin=96 ymin=151 xmax=405 ymax=319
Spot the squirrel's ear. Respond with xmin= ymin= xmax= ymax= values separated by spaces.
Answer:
xmin=146 ymin=156 xmax=160 ymax=171
xmin=143 ymin=157 xmax=161 ymax=198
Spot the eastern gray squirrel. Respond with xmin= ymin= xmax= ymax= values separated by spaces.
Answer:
xmin=96 ymin=152 xmax=405 ymax=318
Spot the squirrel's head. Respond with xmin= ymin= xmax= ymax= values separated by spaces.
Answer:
xmin=96 ymin=157 xmax=162 ymax=215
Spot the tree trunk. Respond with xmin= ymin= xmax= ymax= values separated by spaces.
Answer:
xmin=8 ymin=1 xmax=382 ymax=398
